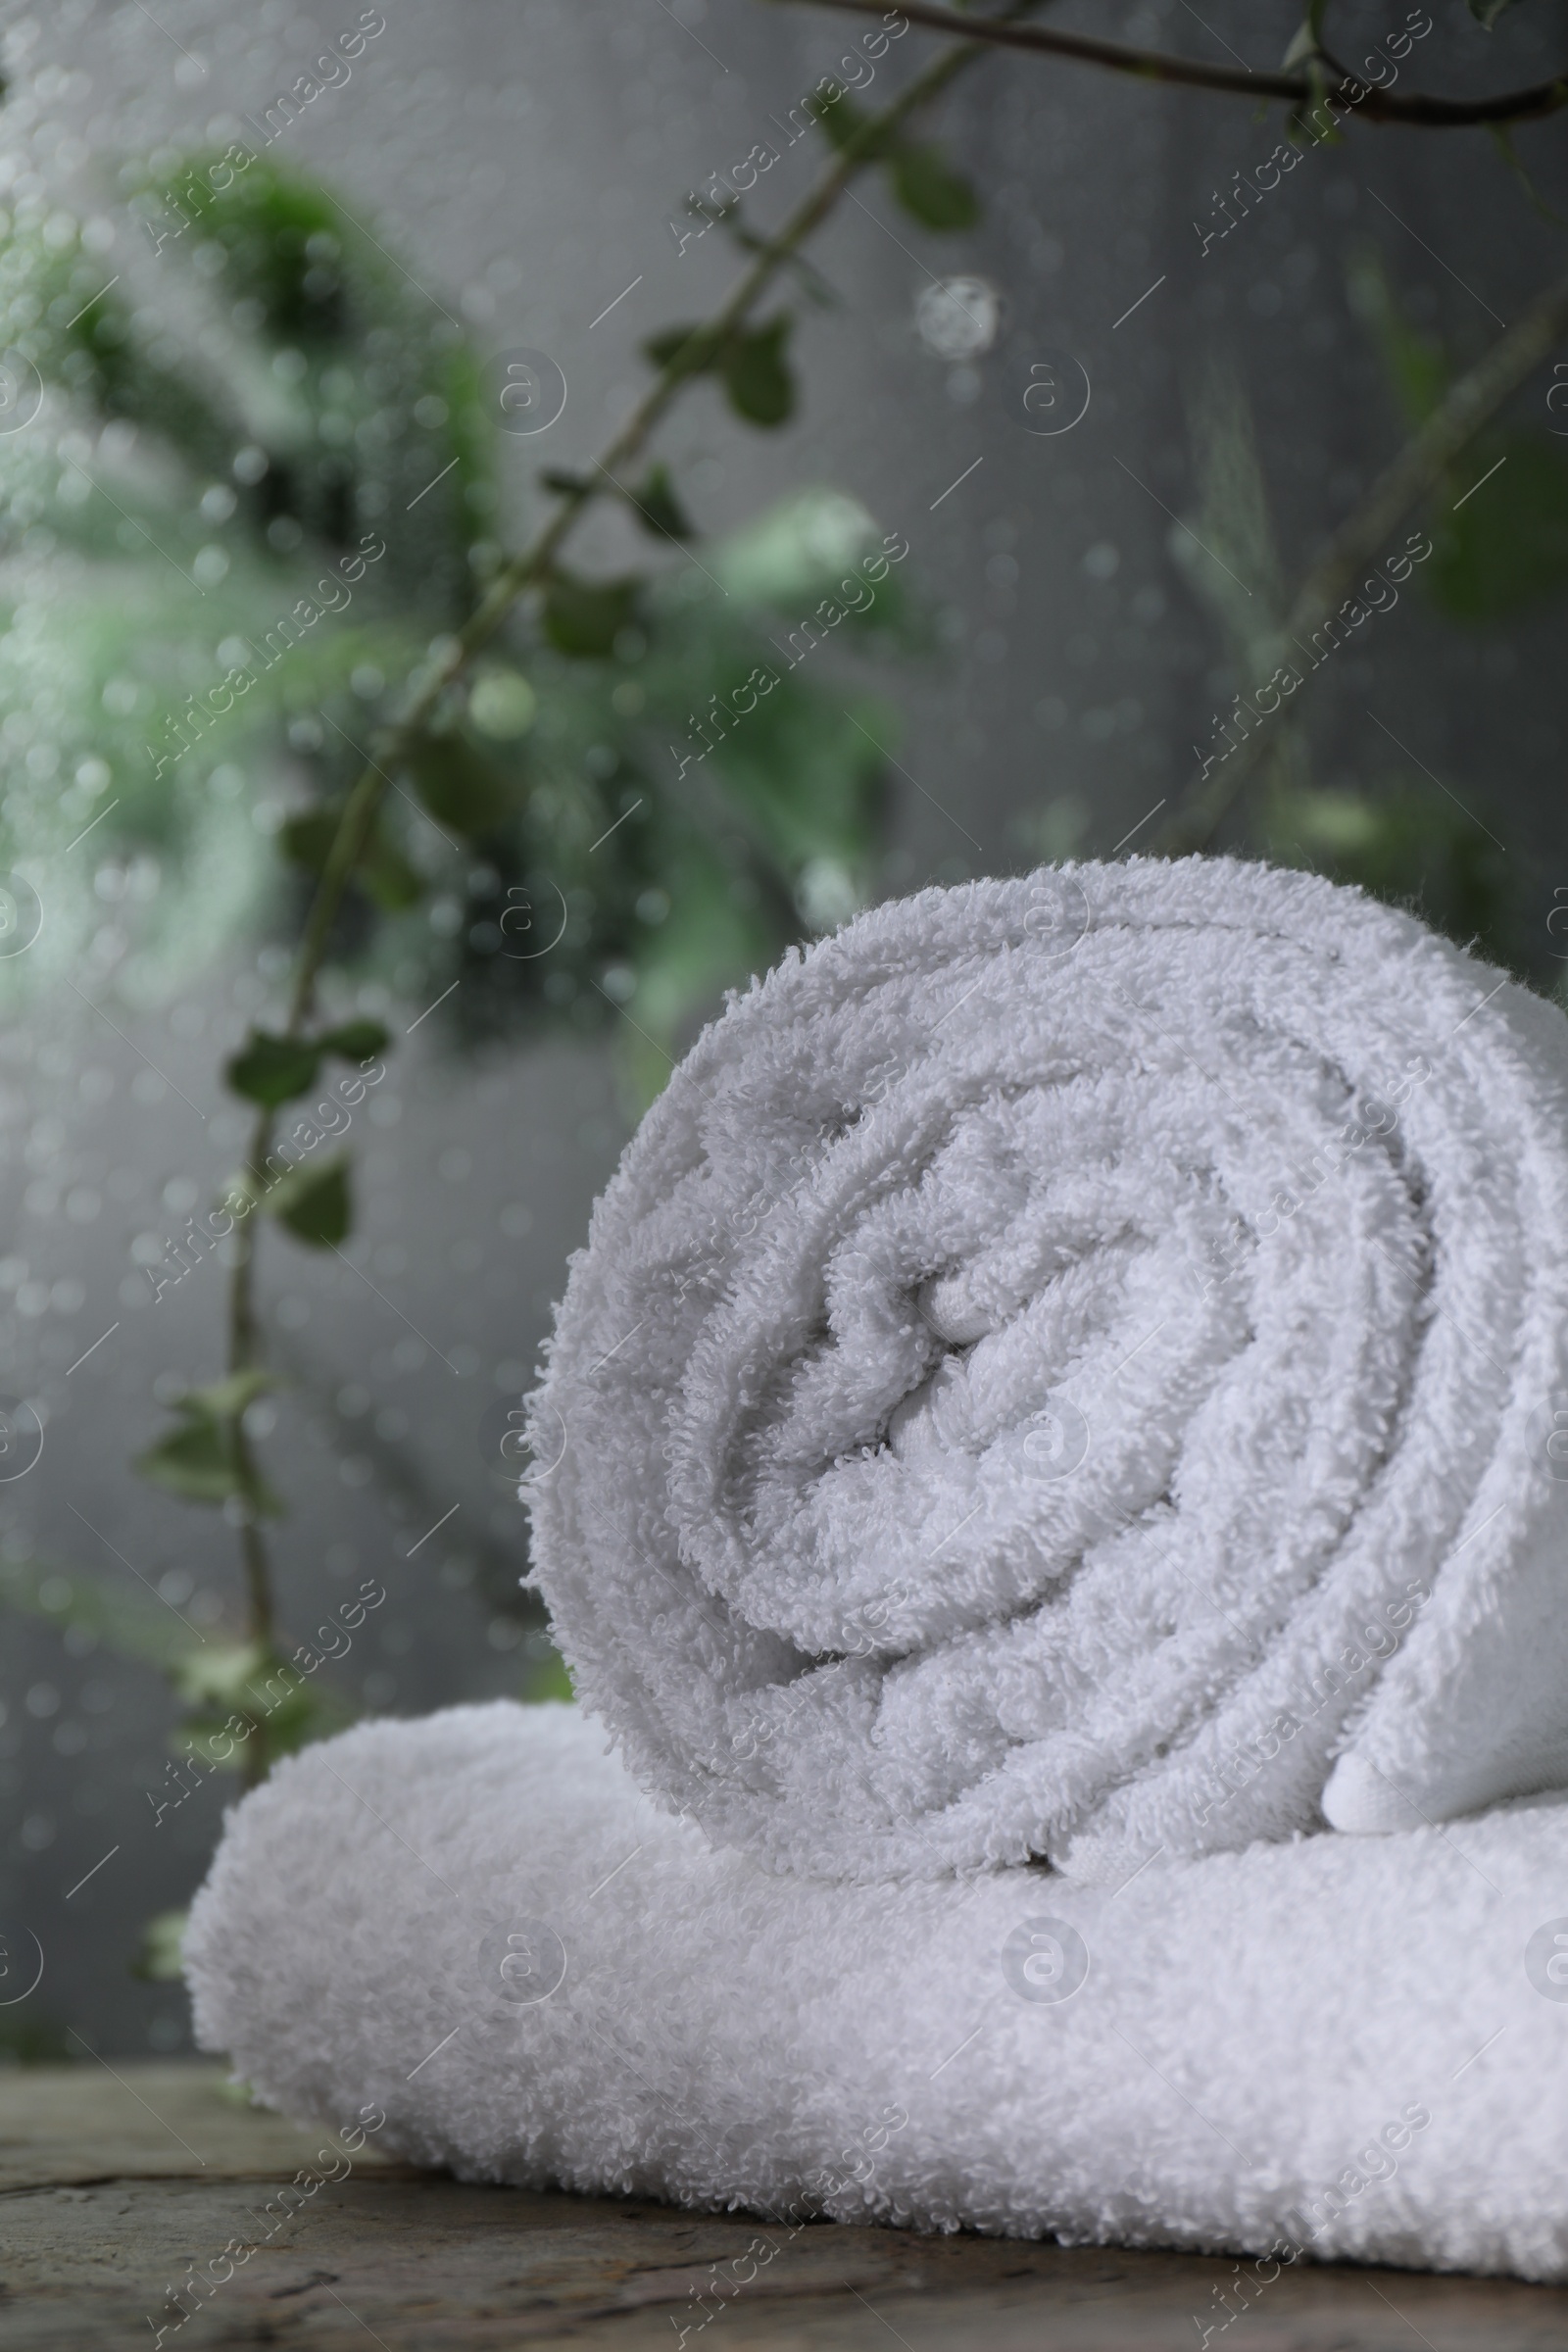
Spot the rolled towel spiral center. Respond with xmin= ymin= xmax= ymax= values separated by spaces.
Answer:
xmin=528 ymin=858 xmax=1568 ymax=1883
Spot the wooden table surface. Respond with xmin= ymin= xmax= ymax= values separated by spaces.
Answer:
xmin=4 ymin=2061 xmax=1568 ymax=2348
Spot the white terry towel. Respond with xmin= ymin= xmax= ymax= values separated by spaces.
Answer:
xmin=185 ymin=1700 xmax=1568 ymax=2281
xmin=527 ymin=858 xmax=1568 ymax=1886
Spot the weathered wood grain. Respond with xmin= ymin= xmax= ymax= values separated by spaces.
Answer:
xmin=3 ymin=2062 xmax=1566 ymax=2349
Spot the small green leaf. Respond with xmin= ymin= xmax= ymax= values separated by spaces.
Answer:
xmin=406 ymin=732 xmax=519 ymax=835
xmin=172 ymin=1641 xmax=268 ymax=1710
xmin=802 ymin=90 xmax=971 ymax=225
xmin=807 ymin=85 xmax=881 ymax=155
xmin=226 ymin=1031 xmax=320 ymax=1108
xmin=133 ymin=1908 xmax=188 ymax=1984
xmin=135 ymin=1418 xmax=240 ymax=1507
xmin=0 ymin=1555 xmax=201 ymax=1674
xmin=281 ymin=813 xmax=423 ymax=914
xmin=522 ymin=1642 xmax=575 ymax=1703
xmin=279 ymin=810 xmax=339 ymax=873
xmin=542 ymin=573 xmax=643 ymax=658
xmin=1298 ymin=59 xmax=1342 ymax=143
xmin=538 ymin=467 xmax=594 ymax=497
xmin=1427 ymin=434 xmax=1568 ymax=620
xmin=1347 ymin=248 xmax=1447 ymax=428
xmin=231 ymin=1661 xmax=355 ymax=1758
xmin=642 ymin=322 xmax=716 ymax=379
xmin=1467 ymin=0 xmax=1518 ymax=23
xmin=629 ymin=461 xmax=695 ymax=542
xmin=266 ymin=1154 xmax=352 ymax=1249
xmin=889 ymin=145 xmax=979 ymax=232
xmin=180 ymin=1369 xmax=275 ymax=1423
xmin=136 ymin=1380 xmax=283 ymax=1514
xmin=318 ymin=1019 xmax=389 ymax=1063
xmin=644 ymin=318 xmax=794 ymax=424
xmin=357 ymin=834 xmax=425 ymax=912
xmin=1486 ymin=123 xmax=1568 ymax=228
xmin=468 ymin=669 xmax=538 ymax=740
xmin=714 ymin=487 xmax=880 ymax=606
xmin=0 ymin=2013 xmax=73 ymax=2065
xmin=171 ymin=1640 xmax=355 ymax=1765
xmin=179 ymin=1719 xmax=252 ymax=1770
xmin=720 ymin=319 xmax=795 ymax=428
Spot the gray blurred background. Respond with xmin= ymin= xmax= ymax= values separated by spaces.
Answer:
xmin=2 ymin=0 xmax=1565 ymax=2052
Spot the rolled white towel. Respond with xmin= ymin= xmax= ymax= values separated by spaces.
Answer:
xmin=184 ymin=1700 xmax=1568 ymax=2280
xmin=527 ymin=857 xmax=1568 ymax=1884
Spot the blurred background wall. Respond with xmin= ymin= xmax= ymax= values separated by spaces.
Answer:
xmin=1 ymin=0 xmax=1564 ymax=2052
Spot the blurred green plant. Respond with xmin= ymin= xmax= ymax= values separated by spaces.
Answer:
xmin=0 ymin=154 xmax=923 ymax=1075
xmin=1157 ymin=252 xmax=1568 ymax=974
xmin=0 ymin=30 xmax=988 ymax=1818
xmin=0 ymin=2012 xmax=73 ymax=2066
xmin=1348 ymin=247 xmax=1568 ymax=624
xmin=132 ymin=1908 xmax=190 ymax=1985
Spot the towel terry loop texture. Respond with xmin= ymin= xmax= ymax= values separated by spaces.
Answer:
xmin=186 ymin=859 xmax=1568 ymax=2276
xmin=526 ymin=858 xmax=1568 ymax=1882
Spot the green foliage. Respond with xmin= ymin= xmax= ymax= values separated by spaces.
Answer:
xmin=0 ymin=1552 xmax=196 ymax=1674
xmin=172 ymin=1637 xmax=356 ymax=1764
xmin=1170 ymin=330 xmax=1532 ymax=979
xmin=132 ymin=1909 xmax=188 ymax=1984
xmin=136 ymin=1417 xmax=258 ymax=1509
xmin=1262 ymin=783 xmax=1511 ymax=958
xmin=404 ymin=725 xmax=518 ymax=835
xmin=1282 ymin=10 xmax=1327 ymax=66
xmin=0 ymin=2012 xmax=73 ymax=2066
xmin=225 ymin=1031 xmax=321 ymax=1106
xmin=0 ymin=130 xmax=928 ymax=1968
xmin=628 ymin=462 xmax=695 ymax=543
xmin=1467 ymin=0 xmax=1521 ymax=23
xmin=542 ymin=573 xmax=643 ymax=658
xmin=1293 ymin=56 xmax=1343 ymax=145
xmin=642 ymin=320 xmax=720 ymax=378
xmin=281 ymin=808 xmax=422 ymax=910
xmin=1428 ymin=436 xmax=1568 ymax=620
xmin=1349 ymin=248 xmax=1568 ymax=622
xmin=1346 ymin=249 xmax=1447 ymax=429
xmin=321 ymin=1017 xmax=385 ymax=1058
xmin=1173 ymin=356 xmax=1298 ymax=799
xmin=806 ymin=87 xmax=979 ymax=229
xmin=0 ymin=152 xmax=486 ymax=1001
xmin=641 ymin=316 xmax=798 ymax=427
xmin=266 ymin=1153 xmax=352 ymax=1248
xmin=0 ymin=1549 xmax=358 ymax=1798
xmin=467 ymin=666 xmax=538 ymax=739
xmin=136 ymin=1374 xmax=282 ymax=1513
xmin=888 ymin=144 xmax=981 ymax=231
xmin=720 ymin=318 xmax=797 ymax=424
xmin=170 ymin=1639 xmax=270 ymax=1712
xmin=180 ymin=1368 xmax=276 ymax=1421
xmin=225 ymin=1020 xmax=387 ymax=1105
xmin=521 ymin=1642 xmax=575 ymax=1704
xmin=0 ymin=149 xmax=912 ymax=1112
xmin=1484 ymin=125 xmax=1568 ymax=229
xmin=429 ymin=482 xmax=914 ymax=1087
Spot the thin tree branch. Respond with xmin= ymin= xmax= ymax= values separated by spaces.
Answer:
xmin=779 ymin=0 xmax=1568 ymax=127
xmin=1157 ymin=270 xmax=1568 ymax=854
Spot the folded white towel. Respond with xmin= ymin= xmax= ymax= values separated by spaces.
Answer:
xmin=185 ymin=1700 xmax=1568 ymax=2280
xmin=528 ymin=858 xmax=1568 ymax=1885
